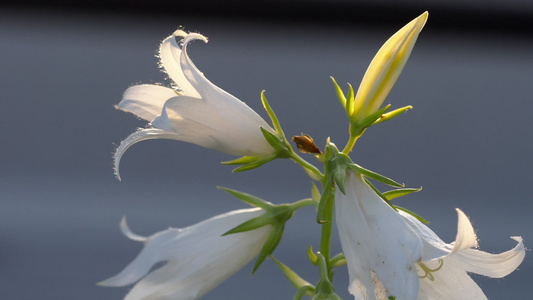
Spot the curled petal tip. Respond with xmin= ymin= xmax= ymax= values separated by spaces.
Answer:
xmin=120 ymin=216 xmax=148 ymax=243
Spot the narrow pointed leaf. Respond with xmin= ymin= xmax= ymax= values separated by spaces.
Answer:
xmin=222 ymin=156 xmax=262 ymax=165
xmin=382 ymin=187 xmax=422 ymax=200
xmin=330 ymin=77 xmax=346 ymax=108
xmin=363 ymin=177 xmax=397 ymax=211
xmin=350 ymin=164 xmax=404 ymax=187
xmin=261 ymin=91 xmax=284 ymax=136
xmin=218 ymin=187 xmax=273 ymax=209
xmin=253 ymin=225 xmax=285 ymax=274
xmin=272 ymin=256 xmax=314 ymax=291
xmin=393 ymin=205 xmax=429 ymax=224
xmin=372 ymin=105 xmax=413 ymax=125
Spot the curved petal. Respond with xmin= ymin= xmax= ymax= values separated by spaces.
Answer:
xmin=100 ymin=208 xmax=271 ymax=300
xmin=453 ymin=236 xmax=525 ymax=278
xmin=159 ymin=30 xmax=200 ymax=98
xmin=117 ymin=85 xmax=177 ymax=121
xmin=151 ymin=96 xmax=275 ymax=156
xmin=417 ymin=258 xmax=487 ymax=300
xmin=98 ymin=227 xmax=185 ymax=287
xmin=120 ymin=217 xmax=148 ymax=243
xmin=450 ymin=208 xmax=478 ymax=254
xmin=336 ymin=172 xmax=422 ymax=300
xmin=179 ymin=33 xmax=274 ymax=132
xmin=114 ymin=128 xmax=179 ymax=180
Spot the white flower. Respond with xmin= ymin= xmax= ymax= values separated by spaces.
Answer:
xmin=400 ymin=208 xmax=525 ymax=300
xmin=335 ymin=170 xmax=424 ymax=300
xmin=114 ymin=30 xmax=275 ymax=179
xmin=99 ymin=208 xmax=272 ymax=300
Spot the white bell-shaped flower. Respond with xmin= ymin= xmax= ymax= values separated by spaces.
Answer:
xmin=335 ymin=170 xmax=423 ymax=300
xmin=99 ymin=208 xmax=271 ymax=300
xmin=400 ymin=208 xmax=525 ymax=300
xmin=114 ymin=30 xmax=275 ymax=179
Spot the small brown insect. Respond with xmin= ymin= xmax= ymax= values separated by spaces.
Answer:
xmin=292 ymin=134 xmax=322 ymax=155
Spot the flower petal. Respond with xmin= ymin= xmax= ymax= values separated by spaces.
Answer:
xmin=151 ymin=96 xmax=274 ymax=156
xmin=336 ymin=172 xmax=422 ymax=300
xmin=117 ymin=85 xmax=177 ymax=121
xmin=98 ymin=227 xmax=185 ymax=287
xmin=120 ymin=216 xmax=148 ymax=243
xmin=159 ymin=30 xmax=200 ymax=98
xmin=399 ymin=210 xmax=451 ymax=261
xmin=417 ymin=257 xmax=487 ymax=300
xmin=450 ymin=208 xmax=478 ymax=254
xmin=179 ymin=33 xmax=274 ymax=131
xmin=114 ymin=128 xmax=178 ymax=180
xmin=452 ymin=236 xmax=525 ymax=278
xmin=100 ymin=208 xmax=271 ymax=300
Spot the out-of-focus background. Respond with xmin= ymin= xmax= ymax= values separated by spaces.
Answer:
xmin=1 ymin=1 xmax=531 ymax=299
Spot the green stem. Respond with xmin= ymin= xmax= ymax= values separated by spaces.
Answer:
xmin=290 ymin=152 xmax=324 ymax=181
xmin=291 ymin=198 xmax=318 ymax=210
xmin=318 ymin=191 xmax=334 ymax=280
xmin=342 ymin=134 xmax=358 ymax=154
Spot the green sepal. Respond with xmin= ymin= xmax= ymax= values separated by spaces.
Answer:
xmin=222 ymin=213 xmax=274 ymax=236
xmin=261 ymin=127 xmax=290 ymax=156
xmin=307 ymin=246 xmax=319 ymax=265
xmin=330 ymin=77 xmax=346 ymax=109
xmin=372 ymin=105 xmax=413 ymax=125
xmin=394 ymin=205 xmax=430 ymax=224
xmin=382 ymin=187 xmax=422 ymax=200
xmin=345 ymin=83 xmax=355 ymax=115
xmin=218 ymin=186 xmax=273 ymax=209
xmin=311 ymin=183 xmax=321 ymax=205
xmin=363 ymin=178 xmax=397 ymax=211
xmin=272 ymin=256 xmax=315 ymax=297
xmin=349 ymin=163 xmax=404 ymax=188
xmin=362 ymin=180 xmax=429 ymax=224
xmin=311 ymin=253 xmax=342 ymax=300
xmin=222 ymin=156 xmax=262 ymax=165
xmin=330 ymin=253 xmax=346 ymax=268
xmin=253 ymin=221 xmax=286 ymax=274
xmin=222 ymin=154 xmax=276 ymax=172
xmin=261 ymin=91 xmax=285 ymax=136
xmin=349 ymin=104 xmax=391 ymax=138
xmin=316 ymin=182 xmax=334 ymax=223
xmin=294 ymin=286 xmax=317 ymax=300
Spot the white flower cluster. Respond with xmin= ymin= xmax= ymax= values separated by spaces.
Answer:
xmin=103 ymin=13 xmax=525 ymax=300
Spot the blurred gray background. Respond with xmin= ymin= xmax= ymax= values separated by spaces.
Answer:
xmin=1 ymin=1 xmax=531 ymax=299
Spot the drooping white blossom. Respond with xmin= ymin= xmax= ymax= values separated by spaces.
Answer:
xmin=400 ymin=208 xmax=525 ymax=300
xmin=335 ymin=170 xmax=423 ymax=300
xmin=114 ymin=30 xmax=275 ymax=179
xmin=99 ymin=208 xmax=272 ymax=300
